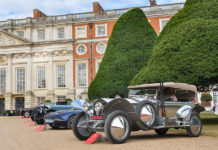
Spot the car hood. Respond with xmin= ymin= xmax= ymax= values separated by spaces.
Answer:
xmin=101 ymin=97 xmax=147 ymax=104
xmin=46 ymin=109 xmax=83 ymax=117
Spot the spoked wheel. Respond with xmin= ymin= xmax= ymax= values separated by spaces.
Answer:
xmin=72 ymin=112 xmax=93 ymax=140
xmin=104 ymin=110 xmax=131 ymax=144
xmin=155 ymin=128 xmax=168 ymax=136
xmin=139 ymin=102 xmax=157 ymax=127
xmin=186 ymin=112 xmax=202 ymax=137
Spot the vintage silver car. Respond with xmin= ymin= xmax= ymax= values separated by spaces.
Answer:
xmin=72 ymin=82 xmax=205 ymax=144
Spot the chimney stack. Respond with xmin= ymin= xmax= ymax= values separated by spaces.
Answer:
xmin=93 ymin=2 xmax=105 ymax=16
xmin=33 ymin=9 xmax=47 ymax=19
xmin=150 ymin=0 xmax=156 ymax=6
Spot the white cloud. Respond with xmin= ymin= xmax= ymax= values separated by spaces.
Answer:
xmin=0 ymin=0 xmax=186 ymax=21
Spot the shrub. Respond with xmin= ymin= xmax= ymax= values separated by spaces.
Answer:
xmin=130 ymin=0 xmax=218 ymax=89
xmin=201 ymin=93 xmax=212 ymax=101
xmin=65 ymin=98 xmax=72 ymax=102
xmin=88 ymin=8 xmax=157 ymax=99
xmin=45 ymin=100 xmax=51 ymax=103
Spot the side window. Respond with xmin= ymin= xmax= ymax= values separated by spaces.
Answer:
xmin=57 ymin=27 xmax=65 ymax=39
xmin=163 ymin=88 xmax=177 ymax=102
xmin=175 ymin=90 xmax=194 ymax=102
xmin=38 ymin=29 xmax=45 ymax=40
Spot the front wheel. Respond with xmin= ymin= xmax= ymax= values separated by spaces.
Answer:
xmin=34 ymin=112 xmax=45 ymax=125
xmin=104 ymin=110 xmax=131 ymax=144
xmin=72 ymin=112 xmax=93 ymax=140
xmin=186 ymin=112 xmax=202 ymax=137
xmin=68 ymin=115 xmax=75 ymax=129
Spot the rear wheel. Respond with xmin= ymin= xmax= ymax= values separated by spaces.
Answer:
xmin=104 ymin=110 xmax=131 ymax=144
xmin=24 ymin=112 xmax=30 ymax=118
xmin=72 ymin=112 xmax=92 ymax=140
xmin=155 ymin=128 xmax=168 ymax=136
xmin=186 ymin=112 xmax=202 ymax=137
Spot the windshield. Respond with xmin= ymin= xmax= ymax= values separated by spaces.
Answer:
xmin=129 ymin=88 xmax=157 ymax=99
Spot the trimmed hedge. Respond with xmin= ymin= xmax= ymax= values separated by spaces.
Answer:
xmin=131 ymin=0 xmax=218 ymax=89
xmin=88 ymin=8 xmax=157 ymax=99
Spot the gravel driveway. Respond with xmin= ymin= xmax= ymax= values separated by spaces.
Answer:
xmin=0 ymin=117 xmax=218 ymax=150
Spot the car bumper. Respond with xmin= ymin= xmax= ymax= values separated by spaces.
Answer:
xmin=44 ymin=119 xmax=68 ymax=127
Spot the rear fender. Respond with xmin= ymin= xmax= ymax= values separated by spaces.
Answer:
xmin=177 ymin=104 xmax=205 ymax=122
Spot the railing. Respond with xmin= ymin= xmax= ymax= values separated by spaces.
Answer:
xmin=0 ymin=3 xmax=184 ymax=28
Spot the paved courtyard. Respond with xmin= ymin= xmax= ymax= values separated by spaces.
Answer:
xmin=0 ymin=117 xmax=218 ymax=150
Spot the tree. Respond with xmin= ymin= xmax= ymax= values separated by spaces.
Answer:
xmin=88 ymin=8 xmax=157 ymax=99
xmin=131 ymin=0 xmax=218 ymax=91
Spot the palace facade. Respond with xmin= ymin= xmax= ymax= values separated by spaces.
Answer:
xmin=0 ymin=1 xmax=187 ymax=114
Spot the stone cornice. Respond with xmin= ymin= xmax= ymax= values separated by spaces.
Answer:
xmin=0 ymin=39 xmax=75 ymax=49
xmin=0 ymin=3 xmax=184 ymax=29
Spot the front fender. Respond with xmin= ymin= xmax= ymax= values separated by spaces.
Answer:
xmin=103 ymin=98 xmax=150 ymax=130
xmin=103 ymin=98 xmax=136 ymax=119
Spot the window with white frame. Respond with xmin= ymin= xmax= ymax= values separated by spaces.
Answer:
xmin=57 ymin=27 xmax=65 ymax=39
xmin=76 ymin=44 xmax=87 ymax=55
xmin=36 ymin=97 xmax=45 ymax=104
xmin=76 ymin=26 xmax=87 ymax=39
xmin=159 ymin=18 xmax=170 ymax=32
xmin=37 ymin=66 xmax=46 ymax=88
xmin=96 ymin=43 xmax=106 ymax=54
xmin=16 ymin=68 xmax=25 ymax=94
xmin=95 ymin=24 xmax=107 ymax=37
xmin=57 ymin=96 xmax=66 ymax=102
xmin=57 ymin=65 xmax=66 ymax=88
xmin=0 ymin=70 xmax=6 ymax=94
xmin=77 ymin=63 xmax=87 ymax=87
xmin=95 ymin=60 xmax=101 ymax=73
xmin=37 ymin=29 xmax=45 ymax=40
xmin=213 ymin=91 xmax=218 ymax=105
xmin=17 ymin=31 xmax=24 ymax=38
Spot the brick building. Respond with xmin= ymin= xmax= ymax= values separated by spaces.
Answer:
xmin=0 ymin=0 xmax=185 ymax=114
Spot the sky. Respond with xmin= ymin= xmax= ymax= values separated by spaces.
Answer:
xmin=0 ymin=0 xmax=186 ymax=21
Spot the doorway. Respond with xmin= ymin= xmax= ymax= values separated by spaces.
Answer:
xmin=15 ymin=97 xmax=24 ymax=115
xmin=0 ymin=98 xmax=5 ymax=116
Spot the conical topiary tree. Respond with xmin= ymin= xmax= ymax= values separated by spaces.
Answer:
xmin=88 ymin=8 xmax=157 ymax=99
xmin=131 ymin=0 xmax=218 ymax=90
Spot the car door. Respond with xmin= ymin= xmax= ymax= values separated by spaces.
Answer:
xmin=164 ymin=90 xmax=194 ymax=125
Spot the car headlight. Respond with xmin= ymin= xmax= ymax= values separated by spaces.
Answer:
xmin=95 ymin=102 xmax=103 ymax=115
xmin=83 ymin=102 xmax=91 ymax=111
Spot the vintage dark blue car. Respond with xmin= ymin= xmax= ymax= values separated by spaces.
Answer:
xmin=44 ymin=100 xmax=86 ymax=129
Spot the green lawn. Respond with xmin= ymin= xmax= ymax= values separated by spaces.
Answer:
xmin=169 ymin=112 xmax=218 ymax=137
xmin=200 ymin=112 xmax=218 ymax=137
